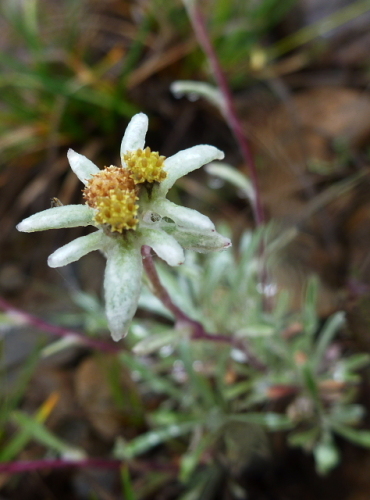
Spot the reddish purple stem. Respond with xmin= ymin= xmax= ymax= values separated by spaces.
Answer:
xmin=186 ymin=3 xmax=264 ymax=227
xmin=0 ymin=458 xmax=122 ymax=474
xmin=141 ymin=246 xmax=267 ymax=370
xmin=142 ymin=238 xmax=266 ymax=369
xmin=0 ymin=297 xmax=121 ymax=354
xmin=141 ymin=246 xmax=230 ymax=343
xmin=0 ymin=457 xmax=178 ymax=475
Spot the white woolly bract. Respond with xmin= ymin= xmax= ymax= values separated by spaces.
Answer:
xmin=137 ymin=228 xmax=185 ymax=266
xmin=48 ymin=231 xmax=107 ymax=268
xmin=170 ymin=226 xmax=232 ymax=253
xmin=120 ymin=113 xmax=148 ymax=158
xmin=16 ymin=205 xmax=94 ymax=232
xmin=150 ymin=199 xmax=215 ymax=232
xmin=158 ymin=145 xmax=225 ymax=196
xmin=67 ymin=149 xmax=100 ymax=185
xmin=104 ymin=241 xmax=143 ymax=341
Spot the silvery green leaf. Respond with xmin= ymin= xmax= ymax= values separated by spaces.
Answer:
xmin=67 ymin=149 xmax=100 ymax=185
xmin=138 ymin=288 xmax=174 ymax=319
xmin=227 ymin=412 xmax=292 ymax=430
xmin=206 ymin=162 xmax=256 ymax=203
xmin=10 ymin=410 xmax=86 ymax=459
xmin=331 ymin=404 xmax=364 ymax=425
xmin=170 ymin=226 xmax=231 ymax=253
xmin=114 ymin=421 xmax=196 ymax=459
xmin=16 ymin=205 xmax=95 ymax=232
xmin=104 ymin=241 xmax=143 ymax=341
xmin=133 ymin=330 xmax=178 ymax=355
xmin=47 ymin=231 xmax=107 ymax=268
xmin=312 ymin=311 xmax=345 ymax=369
xmin=42 ymin=336 xmax=81 ymax=358
xmin=137 ymin=228 xmax=185 ymax=266
xmin=314 ymin=440 xmax=340 ymax=475
xmin=158 ymin=145 xmax=225 ymax=196
xmin=333 ymin=424 xmax=370 ymax=448
xmin=235 ymin=324 xmax=274 ymax=338
xmin=120 ymin=112 xmax=148 ymax=157
xmin=152 ymin=260 xmax=201 ymax=319
xmin=182 ymin=0 xmax=196 ymax=14
xmin=151 ymin=198 xmax=215 ymax=231
xmin=171 ymin=80 xmax=225 ymax=114
xmin=338 ymin=353 xmax=370 ymax=373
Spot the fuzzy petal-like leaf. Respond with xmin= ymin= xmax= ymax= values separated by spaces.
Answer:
xmin=67 ymin=149 xmax=100 ymax=185
xmin=104 ymin=241 xmax=143 ymax=341
xmin=48 ymin=231 xmax=107 ymax=268
xmin=169 ymin=226 xmax=232 ymax=253
xmin=17 ymin=205 xmax=95 ymax=233
xmin=120 ymin=113 xmax=148 ymax=158
xmin=158 ymin=145 xmax=224 ymax=196
xmin=137 ymin=228 xmax=185 ymax=266
xmin=151 ymin=199 xmax=215 ymax=231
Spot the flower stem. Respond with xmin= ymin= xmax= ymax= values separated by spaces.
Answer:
xmin=0 ymin=297 xmax=121 ymax=354
xmin=183 ymin=1 xmax=265 ymax=227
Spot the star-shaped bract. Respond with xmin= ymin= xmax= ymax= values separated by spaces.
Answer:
xmin=17 ymin=113 xmax=231 ymax=340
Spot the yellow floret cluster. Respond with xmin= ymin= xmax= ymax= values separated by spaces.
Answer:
xmin=123 ymin=147 xmax=167 ymax=184
xmin=93 ymin=188 xmax=139 ymax=232
xmin=83 ymin=148 xmax=167 ymax=233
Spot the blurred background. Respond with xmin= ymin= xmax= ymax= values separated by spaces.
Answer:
xmin=2 ymin=0 xmax=370 ymax=498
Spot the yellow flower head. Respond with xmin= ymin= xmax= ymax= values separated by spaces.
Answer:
xmin=123 ymin=147 xmax=167 ymax=184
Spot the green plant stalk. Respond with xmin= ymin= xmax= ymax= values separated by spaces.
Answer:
xmin=121 ymin=465 xmax=137 ymax=500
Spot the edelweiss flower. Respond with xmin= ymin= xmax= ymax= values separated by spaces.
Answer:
xmin=17 ymin=113 xmax=231 ymax=340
